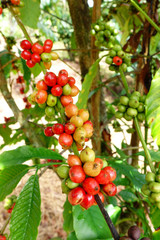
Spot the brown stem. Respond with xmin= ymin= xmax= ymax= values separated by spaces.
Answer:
xmin=94 ymin=194 xmax=120 ymax=240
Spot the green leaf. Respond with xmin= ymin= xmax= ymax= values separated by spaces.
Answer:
xmin=109 ymin=161 xmax=145 ymax=191
xmin=21 ymin=58 xmax=31 ymax=86
xmin=73 ymin=205 xmax=121 ymax=240
xmin=67 ymin=232 xmax=78 ymax=240
xmin=30 ymin=63 xmax=42 ymax=77
xmin=19 ymin=0 xmax=40 ymax=29
xmin=0 ymin=124 xmax=12 ymax=145
xmin=153 ymin=229 xmax=160 ymax=240
xmin=0 ymin=165 xmax=29 ymax=201
xmin=136 ymin=149 xmax=160 ymax=162
xmin=63 ymin=199 xmax=73 ymax=233
xmin=10 ymin=174 xmax=41 ymax=240
xmin=0 ymin=146 xmax=65 ymax=169
xmin=149 ymin=208 xmax=160 ymax=229
xmin=119 ymin=189 xmax=138 ymax=202
xmin=76 ymin=57 xmax=102 ymax=109
xmin=0 ymin=50 xmax=13 ymax=78
xmin=146 ymin=69 xmax=160 ymax=145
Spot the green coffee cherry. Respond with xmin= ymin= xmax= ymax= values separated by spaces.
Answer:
xmin=132 ymin=91 xmax=141 ymax=97
xmin=45 ymin=106 xmax=55 ymax=117
xmin=139 ymin=95 xmax=146 ymax=103
xmin=118 ymin=104 xmax=126 ymax=113
xmin=127 ymin=108 xmax=138 ymax=117
xmin=105 ymin=57 xmax=113 ymax=65
xmin=145 ymin=172 xmax=155 ymax=183
xmin=124 ymin=112 xmax=132 ymax=121
xmin=141 ymin=184 xmax=151 ymax=196
xmin=121 ymin=63 xmax=128 ymax=72
xmin=137 ymin=113 xmax=145 ymax=122
xmin=66 ymin=178 xmax=79 ymax=189
xmin=115 ymin=111 xmax=123 ymax=119
xmin=137 ymin=103 xmax=144 ymax=112
xmin=112 ymin=44 xmax=122 ymax=52
xmin=56 ymin=165 xmax=70 ymax=179
xmin=104 ymin=30 xmax=111 ymax=37
xmin=120 ymin=96 xmax=129 ymax=106
xmin=151 ymin=192 xmax=160 ymax=202
xmin=47 ymin=94 xmax=57 ymax=107
xmin=61 ymin=179 xmax=70 ymax=194
xmin=117 ymin=50 xmax=125 ymax=58
xmin=129 ymin=99 xmax=139 ymax=109
xmin=38 ymin=103 xmax=46 ymax=109
xmin=109 ymin=50 xmax=116 ymax=57
xmin=156 ymin=175 xmax=160 ymax=183
xmin=149 ymin=182 xmax=160 ymax=193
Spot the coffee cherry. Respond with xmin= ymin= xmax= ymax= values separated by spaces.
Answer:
xmin=82 ymin=178 xmax=100 ymax=195
xmin=43 ymin=45 xmax=52 ymax=53
xmin=36 ymin=80 xmax=48 ymax=91
xmin=70 ymin=116 xmax=83 ymax=128
xmin=31 ymin=53 xmax=41 ymax=63
xmin=80 ymin=193 xmax=95 ymax=209
xmin=59 ymin=133 xmax=73 ymax=148
xmin=21 ymin=50 xmax=32 ymax=60
xmin=65 ymin=103 xmax=78 ymax=118
xmin=52 ymin=123 xmax=64 ymax=135
xmin=95 ymin=169 xmax=110 ymax=184
xmin=68 ymin=187 xmax=85 ymax=205
xmin=68 ymin=77 xmax=76 ymax=87
xmin=120 ymin=96 xmax=129 ymax=106
xmin=56 ymin=165 xmax=70 ymax=179
xmin=11 ymin=0 xmax=20 ymax=5
xmin=59 ymin=69 xmax=68 ymax=76
xmin=113 ymin=56 xmax=123 ymax=66
xmin=31 ymin=42 xmax=43 ymax=55
xmin=67 ymin=154 xmax=82 ymax=167
xmin=80 ymin=147 xmax=95 ymax=163
xmin=44 ymin=39 xmax=53 ymax=48
xmin=45 ymin=106 xmax=55 ymax=117
xmin=44 ymin=127 xmax=54 ymax=137
xmin=70 ymin=85 xmax=79 ymax=97
xmin=69 ymin=165 xmax=86 ymax=183
xmin=26 ymin=59 xmax=36 ymax=68
xmin=73 ymin=127 xmax=86 ymax=143
xmin=66 ymin=178 xmax=79 ymax=189
xmin=35 ymin=90 xmax=47 ymax=104
xmin=64 ymin=122 xmax=76 ymax=135
xmin=103 ymin=166 xmax=116 ymax=181
xmin=0 ymin=7 xmax=3 ymax=15
xmin=41 ymin=53 xmax=52 ymax=62
xmin=60 ymin=95 xmax=73 ymax=107
xmin=20 ymin=40 xmax=32 ymax=50
xmin=44 ymin=72 xmax=57 ymax=86
xmin=63 ymin=84 xmax=72 ymax=95
xmin=103 ymin=182 xmax=117 ymax=196
xmin=57 ymin=73 xmax=68 ymax=86
xmin=78 ymin=109 xmax=89 ymax=122
xmin=83 ymin=162 xmax=101 ymax=177
xmin=128 ymin=225 xmax=141 ymax=240
xmin=51 ymin=85 xmax=63 ymax=97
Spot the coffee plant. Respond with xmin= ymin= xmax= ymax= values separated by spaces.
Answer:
xmin=0 ymin=0 xmax=160 ymax=239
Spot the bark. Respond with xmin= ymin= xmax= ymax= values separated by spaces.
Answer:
xmin=90 ymin=0 xmax=102 ymax=154
xmin=67 ymin=0 xmax=91 ymax=78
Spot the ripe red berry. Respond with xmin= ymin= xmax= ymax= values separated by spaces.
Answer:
xmin=36 ymin=80 xmax=48 ymax=91
xmin=68 ymin=77 xmax=76 ymax=87
xmin=44 ymin=72 xmax=57 ymax=86
xmin=0 ymin=235 xmax=6 ymax=240
xmin=51 ymin=85 xmax=63 ymax=97
xmin=113 ymin=56 xmax=123 ymax=66
xmin=25 ymin=102 xmax=31 ymax=109
xmin=59 ymin=133 xmax=73 ymax=149
xmin=52 ymin=123 xmax=64 ymax=135
xmin=16 ymin=76 xmax=24 ymax=84
xmin=11 ymin=0 xmax=20 ymax=5
xmin=31 ymin=53 xmax=41 ymax=63
xmin=69 ymin=165 xmax=86 ymax=183
xmin=31 ymin=42 xmax=43 ymax=55
xmin=84 ymin=120 xmax=93 ymax=127
xmin=103 ymin=166 xmax=116 ymax=182
xmin=26 ymin=59 xmax=36 ymax=68
xmin=80 ymin=193 xmax=94 ymax=209
xmin=68 ymin=187 xmax=85 ymax=206
xmin=57 ymin=73 xmax=68 ymax=86
xmin=20 ymin=40 xmax=32 ymax=50
xmin=103 ymin=182 xmax=117 ymax=196
xmin=82 ymin=178 xmax=100 ymax=195
xmin=7 ymin=203 xmax=15 ymax=213
xmin=43 ymin=45 xmax=52 ymax=53
xmin=23 ymin=97 xmax=28 ymax=102
xmin=44 ymin=126 xmax=54 ymax=137
xmin=60 ymin=95 xmax=73 ymax=107
xmin=64 ymin=122 xmax=76 ymax=135
xmin=20 ymin=87 xmax=24 ymax=94
xmin=0 ymin=8 xmax=3 ymax=15
xmin=95 ymin=169 xmax=110 ymax=185
xmin=35 ymin=90 xmax=48 ymax=104
xmin=21 ymin=50 xmax=32 ymax=60
xmin=59 ymin=69 xmax=68 ymax=76
xmin=44 ymin=39 xmax=53 ymax=48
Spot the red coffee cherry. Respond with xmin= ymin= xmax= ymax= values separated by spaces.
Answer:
xmin=26 ymin=59 xmax=36 ymax=68
xmin=20 ymin=40 xmax=32 ymax=50
xmin=21 ymin=50 xmax=32 ymax=60
xmin=113 ymin=56 xmax=123 ymax=66
xmin=44 ymin=72 xmax=57 ymax=86
xmin=31 ymin=53 xmax=41 ymax=63
xmin=82 ymin=178 xmax=100 ymax=195
xmin=52 ymin=123 xmax=64 ymax=135
xmin=31 ymin=42 xmax=43 ymax=55
xmin=44 ymin=127 xmax=54 ymax=137
xmin=68 ymin=187 xmax=85 ymax=206
xmin=69 ymin=165 xmax=86 ymax=183
xmin=51 ymin=85 xmax=63 ymax=97
xmin=59 ymin=133 xmax=73 ymax=148
xmin=103 ymin=182 xmax=117 ymax=196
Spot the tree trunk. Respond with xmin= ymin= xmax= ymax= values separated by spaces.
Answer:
xmin=67 ymin=0 xmax=91 ymax=78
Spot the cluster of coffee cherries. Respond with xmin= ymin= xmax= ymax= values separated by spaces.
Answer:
xmin=4 ymin=195 xmax=17 ymax=213
xmin=120 ymin=225 xmax=150 ymax=240
xmin=56 ymin=147 xmax=117 ymax=209
xmin=0 ymin=0 xmax=23 ymax=14
xmin=91 ymin=18 xmax=118 ymax=49
xmin=105 ymin=44 xmax=131 ymax=72
xmin=141 ymin=170 xmax=160 ymax=209
xmin=44 ymin=108 xmax=93 ymax=150
xmin=29 ymin=69 xmax=79 ymax=121
xmin=115 ymin=91 xmax=146 ymax=122
xmin=20 ymin=39 xmax=58 ymax=69
xmin=16 ymin=75 xmax=31 ymax=109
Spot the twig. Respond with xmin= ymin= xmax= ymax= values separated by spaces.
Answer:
xmin=94 ymin=194 xmax=120 ymax=240
xmin=0 ymin=215 xmax=11 ymax=235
